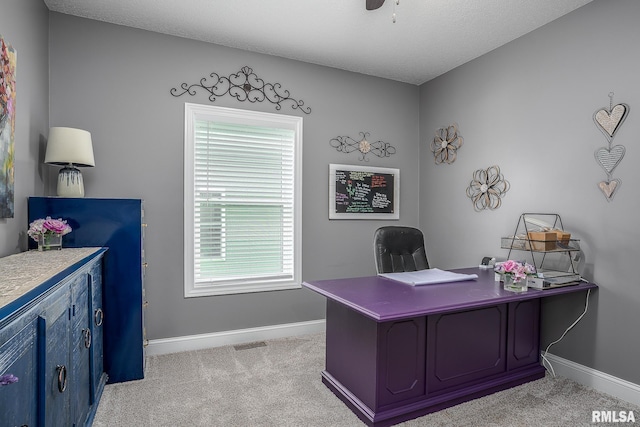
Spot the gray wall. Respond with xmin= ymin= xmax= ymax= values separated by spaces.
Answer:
xmin=0 ymin=0 xmax=49 ymax=257
xmin=419 ymin=0 xmax=639 ymax=384
xmin=48 ymin=13 xmax=420 ymax=340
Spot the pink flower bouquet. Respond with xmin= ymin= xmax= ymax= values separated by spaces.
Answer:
xmin=494 ymin=259 xmax=536 ymax=283
xmin=28 ymin=216 xmax=72 ymax=242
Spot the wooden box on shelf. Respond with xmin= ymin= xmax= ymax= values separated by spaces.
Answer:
xmin=554 ymin=230 xmax=571 ymax=244
xmin=527 ymin=231 xmax=557 ymax=251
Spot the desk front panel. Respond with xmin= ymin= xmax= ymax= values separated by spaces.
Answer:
xmin=426 ymin=304 xmax=507 ymax=394
xmin=508 ymin=299 xmax=541 ymax=370
xmin=324 ymin=297 xmax=543 ymax=419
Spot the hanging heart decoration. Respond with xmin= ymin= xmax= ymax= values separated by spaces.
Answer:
xmin=598 ymin=179 xmax=621 ymax=201
xmin=593 ymin=103 xmax=628 ymax=142
xmin=594 ymin=145 xmax=626 ymax=175
xmin=592 ymin=92 xmax=629 ymax=202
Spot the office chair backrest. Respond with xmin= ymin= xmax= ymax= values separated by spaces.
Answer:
xmin=374 ymin=226 xmax=430 ymax=274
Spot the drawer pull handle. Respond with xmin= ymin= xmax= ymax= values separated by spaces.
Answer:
xmin=56 ymin=365 xmax=67 ymax=393
xmin=83 ymin=328 xmax=92 ymax=349
xmin=0 ymin=373 xmax=19 ymax=386
xmin=94 ymin=308 xmax=104 ymax=326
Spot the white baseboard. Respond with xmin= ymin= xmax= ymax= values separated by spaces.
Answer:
xmin=544 ymin=353 xmax=640 ymax=407
xmin=146 ymin=319 xmax=326 ymax=357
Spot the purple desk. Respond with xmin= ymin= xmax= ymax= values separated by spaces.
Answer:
xmin=303 ymin=267 xmax=597 ymax=427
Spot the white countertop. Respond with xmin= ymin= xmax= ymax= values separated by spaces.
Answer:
xmin=0 ymin=247 xmax=103 ymax=309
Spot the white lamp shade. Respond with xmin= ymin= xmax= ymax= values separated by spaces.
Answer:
xmin=45 ymin=127 xmax=95 ymax=167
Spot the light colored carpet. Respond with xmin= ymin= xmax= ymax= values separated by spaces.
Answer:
xmin=93 ymin=333 xmax=638 ymax=426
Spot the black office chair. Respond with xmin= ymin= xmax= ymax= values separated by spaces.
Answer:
xmin=374 ymin=226 xmax=430 ymax=274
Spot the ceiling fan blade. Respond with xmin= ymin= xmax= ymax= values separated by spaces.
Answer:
xmin=366 ymin=0 xmax=385 ymax=11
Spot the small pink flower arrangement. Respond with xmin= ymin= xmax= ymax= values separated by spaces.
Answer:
xmin=494 ymin=260 xmax=536 ymax=283
xmin=27 ymin=216 xmax=72 ymax=242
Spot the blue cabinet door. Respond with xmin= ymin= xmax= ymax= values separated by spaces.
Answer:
xmin=89 ymin=260 xmax=106 ymax=405
xmin=70 ymin=273 xmax=92 ymax=426
xmin=43 ymin=286 xmax=72 ymax=427
xmin=0 ymin=318 xmax=38 ymax=427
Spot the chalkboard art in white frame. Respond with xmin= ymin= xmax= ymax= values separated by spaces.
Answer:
xmin=329 ymin=164 xmax=399 ymax=220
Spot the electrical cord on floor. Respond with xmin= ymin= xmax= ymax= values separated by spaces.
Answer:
xmin=541 ymin=288 xmax=591 ymax=378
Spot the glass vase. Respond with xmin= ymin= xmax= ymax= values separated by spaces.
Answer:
xmin=503 ymin=274 xmax=527 ymax=292
xmin=38 ymin=234 xmax=62 ymax=251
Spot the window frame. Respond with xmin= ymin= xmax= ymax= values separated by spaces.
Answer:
xmin=184 ymin=103 xmax=303 ymax=297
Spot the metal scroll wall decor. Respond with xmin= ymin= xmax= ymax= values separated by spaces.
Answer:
xmin=430 ymin=123 xmax=463 ymax=164
xmin=170 ymin=66 xmax=311 ymax=114
xmin=593 ymin=92 xmax=629 ymax=201
xmin=466 ymin=165 xmax=510 ymax=212
xmin=329 ymin=132 xmax=396 ymax=161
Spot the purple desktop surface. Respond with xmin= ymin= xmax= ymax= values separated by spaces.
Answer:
xmin=303 ymin=267 xmax=597 ymax=322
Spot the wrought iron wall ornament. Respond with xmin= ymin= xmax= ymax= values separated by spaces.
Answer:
xmin=329 ymin=132 xmax=396 ymax=161
xmin=593 ymin=92 xmax=629 ymax=202
xmin=430 ymin=123 xmax=463 ymax=164
xmin=170 ymin=66 xmax=311 ymax=114
xmin=466 ymin=165 xmax=510 ymax=212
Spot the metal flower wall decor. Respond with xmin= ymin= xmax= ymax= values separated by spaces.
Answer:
xmin=430 ymin=123 xmax=463 ymax=164
xmin=329 ymin=132 xmax=396 ymax=161
xmin=170 ymin=66 xmax=311 ymax=114
xmin=593 ymin=92 xmax=629 ymax=202
xmin=466 ymin=165 xmax=510 ymax=212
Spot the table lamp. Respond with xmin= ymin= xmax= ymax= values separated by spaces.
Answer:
xmin=45 ymin=127 xmax=95 ymax=197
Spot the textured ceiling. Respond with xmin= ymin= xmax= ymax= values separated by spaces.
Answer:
xmin=44 ymin=0 xmax=594 ymax=85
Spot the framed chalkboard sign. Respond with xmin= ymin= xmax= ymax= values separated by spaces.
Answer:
xmin=329 ymin=164 xmax=399 ymax=220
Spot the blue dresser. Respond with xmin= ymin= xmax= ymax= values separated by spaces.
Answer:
xmin=28 ymin=197 xmax=146 ymax=383
xmin=0 ymin=248 xmax=107 ymax=427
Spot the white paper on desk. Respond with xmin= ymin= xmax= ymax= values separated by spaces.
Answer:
xmin=379 ymin=268 xmax=478 ymax=286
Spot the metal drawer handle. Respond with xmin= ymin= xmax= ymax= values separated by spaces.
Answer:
xmin=56 ymin=365 xmax=67 ymax=393
xmin=83 ymin=328 xmax=92 ymax=349
xmin=94 ymin=308 xmax=104 ymax=326
xmin=0 ymin=373 xmax=19 ymax=386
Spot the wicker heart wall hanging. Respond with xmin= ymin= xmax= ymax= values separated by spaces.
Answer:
xmin=593 ymin=93 xmax=629 ymax=202
xmin=594 ymin=104 xmax=628 ymax=142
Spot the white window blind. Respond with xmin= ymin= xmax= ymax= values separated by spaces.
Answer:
xmin=184 ymin=104 xmax=302 ymax=297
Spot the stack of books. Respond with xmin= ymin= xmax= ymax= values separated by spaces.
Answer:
xmin=528 ymin=270 xmax=581 ymax=289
